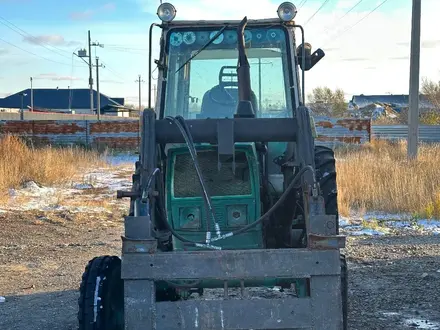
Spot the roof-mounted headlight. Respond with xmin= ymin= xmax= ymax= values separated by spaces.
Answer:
xmin=277 ymin=2 xmax=297 ymax=21
xmin=157 ymin=2 xmax=176 ymax=22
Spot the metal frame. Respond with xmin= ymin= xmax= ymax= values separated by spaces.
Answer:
xmin=120 ymin=109 xmax=346 ymax=329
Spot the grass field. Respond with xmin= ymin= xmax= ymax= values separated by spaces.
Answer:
xmin=0 ymin=135 xmax=105 ymax=193
xmin=336 ymin=139 xmax=440 ymax=218
xmin=1 ymin=135 xmax=439 ymax=219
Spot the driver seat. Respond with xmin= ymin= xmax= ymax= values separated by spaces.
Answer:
xmin=199 ymin=66 xmax=259 ymax=119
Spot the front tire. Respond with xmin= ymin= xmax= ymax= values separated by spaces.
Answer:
xmin=78 ymin=256 xmax=124 ymax=330
xmin=314 ymin=145 xmax=339 ymax=233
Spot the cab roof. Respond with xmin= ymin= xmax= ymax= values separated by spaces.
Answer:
xmin=162 ymin=18 xmax=296 ymax=28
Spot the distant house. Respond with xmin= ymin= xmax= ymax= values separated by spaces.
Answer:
xmin=0 ymin=88 xmax=131 ymax=117
xmin=349 ymin=94 xmax=434 ymax=113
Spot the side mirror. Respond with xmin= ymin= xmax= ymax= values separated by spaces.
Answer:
xmin=297 ymin=43 xmax=325 ymax=71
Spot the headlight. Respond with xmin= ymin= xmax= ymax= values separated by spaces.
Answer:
xmin=157 ymin=2 xmax=177 ymax=22
xmin=179 ymin=207 xmax=201 ymax=229
xmin=227 ymin=205 xmax=248 ymax=227
xmin=277 ymin=2 xmax=297 ymax=21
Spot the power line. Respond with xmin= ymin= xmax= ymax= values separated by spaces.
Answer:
xmin=103 ymin=48 xmax=146 ymax=56
xmin=303 ymin=0 xmax=331 ymax=26
xmin=315 ymin=0 xmax=364 ymax=36
xmin=105 ymin=45 xmax=148 ymax=51
xmin=0 ymin=16 xmax=78 ymax=60
xmin=101 ymin=62 xmax=127 ymax=82
xmin=298 ymin=0 xmax=308 ymax=9
xmin=338 ymin=0 xmax=364 ymax=20
xmin=324 ymin=0 xmax=391 ymax=45
xmin=0 ymin=36 xmax=85 ymax=67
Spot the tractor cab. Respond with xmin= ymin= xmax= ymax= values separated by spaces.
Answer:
xmin=151 ymin=4 xmax=324 ymax=210
xmin=154 ymin=5 xmax=324 ymax=121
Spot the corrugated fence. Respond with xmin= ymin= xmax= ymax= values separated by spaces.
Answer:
xmin=313 ymin=116 xmax=371 ymax=148
xmin=0 ymin=119 xmax=140 ymax=151
xmin=371 ymin=125 xmax=440 ymax=143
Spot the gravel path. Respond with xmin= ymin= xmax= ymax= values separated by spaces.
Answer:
xmin=1 ymin=209 xmax=440 ymax=329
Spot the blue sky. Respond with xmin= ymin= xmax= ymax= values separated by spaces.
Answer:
xmin=0 ymin=0 xmax=438 ymax=105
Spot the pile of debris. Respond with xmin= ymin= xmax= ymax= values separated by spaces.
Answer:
xmin=349 ymin=102 xmax=400 ymax=120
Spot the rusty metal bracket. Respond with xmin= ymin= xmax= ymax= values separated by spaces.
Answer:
xmin=122 ymin=236 xmax=157 ymax=254
xmin=308 ymin=234 xmax=346 ymax=250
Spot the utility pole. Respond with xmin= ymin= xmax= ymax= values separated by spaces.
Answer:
xmin=20 ymin=92 xmax=27 ymax=120
xmin=95 ymin=57 xmax=105 ymax=120
xmin=31 ymin=77 xmax=34 ymax=112
xmin=30 ymin=77 xmax=34 ymax=112
xmin=88 ymin=30 xmax=93 ymax=115
xmin=408 ymin=0 xmax=421 ymax=159
xmin=81 ymin=30 xmax=105 ymax=116
xmin=135 ymin=75 xmax=145 ymax=111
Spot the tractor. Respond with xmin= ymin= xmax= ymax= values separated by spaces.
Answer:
xmin=77 ymin=2 xmax=348 ymax=329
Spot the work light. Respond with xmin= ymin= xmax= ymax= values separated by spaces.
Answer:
xmin=157 ymin=2 xmax=177 ymax=22
xmin=277 ymin=2 xmax=297 ymax=21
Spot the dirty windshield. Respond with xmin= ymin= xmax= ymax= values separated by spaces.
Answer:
xmin=163 ymin=26 xmax=294 ymax=119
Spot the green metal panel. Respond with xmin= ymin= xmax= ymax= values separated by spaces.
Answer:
xmin=165 ymin=143 xmax=263 ymax=251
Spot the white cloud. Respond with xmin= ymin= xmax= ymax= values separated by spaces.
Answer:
xmin=22 ymin=35 xmax=81 ymax=47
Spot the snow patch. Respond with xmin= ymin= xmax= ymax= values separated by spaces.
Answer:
xmin=350 ymin=228 xmax=389 ymax=236
xmin=0 ymin=164 xmax=132 ymax=213
xmin=340 ymin=212 xmax=440 ymax=236
xmin=104 ymin=154 xmax=138 ymax=167
xmin=73 ymin=183 xmax=94 ymax=190
xmin=403 ymin=318 xmax=440 ymax=329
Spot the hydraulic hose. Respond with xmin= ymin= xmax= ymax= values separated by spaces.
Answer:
xmin=165 ymin=116 xmax=221 ymax=241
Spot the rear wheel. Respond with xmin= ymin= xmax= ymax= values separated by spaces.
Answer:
xmin=78 ymin=256 xmax=124 ymax=330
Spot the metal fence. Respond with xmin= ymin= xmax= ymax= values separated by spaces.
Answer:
xmin=371 ymin=125 xmax=440 ymax=143
xmin=0 ymin=120 xmax=140 ymax=151
xmin=313 ymin=116 xmax=371 ymax=148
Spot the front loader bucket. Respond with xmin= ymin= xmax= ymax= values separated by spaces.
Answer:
xmin=121 ymin=214 xmax=345 ymax=330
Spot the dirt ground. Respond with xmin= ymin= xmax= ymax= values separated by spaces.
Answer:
xmin=1 ymin=201 xmax=440 ymax=329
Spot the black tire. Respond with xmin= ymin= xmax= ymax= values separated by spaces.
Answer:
xmin=314 ymin=145 xmax=339 ymax=233
xmin=341 ymin=254 xmax=348 ymax=330
xmin=78 ymin=256 xmax=124 ymax=330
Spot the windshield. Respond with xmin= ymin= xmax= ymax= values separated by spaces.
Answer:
xmin=161 ymin=26 xmax=294 ymax=119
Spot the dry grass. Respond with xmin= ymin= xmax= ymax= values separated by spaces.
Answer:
xmin=336 ymin=139 xmax=440 ymax=218
xmin=0 ymin=135 xmax=106 ymax=192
